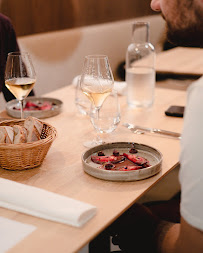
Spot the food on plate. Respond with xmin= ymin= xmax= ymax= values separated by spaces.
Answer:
xmin=91 ymin=149 xmax=150 ymax=171
xmin=13 ymin=100 xmax=55 ymax=111
xmin=91 ymin=154 xmax=125 ymax=164
xmin=129 ymin=148 xmax=138 ymax=154
xmin=0 ymin=116 xmax=44 ymax=144
xmin=123 ymin=153 xmax=149 ymax=166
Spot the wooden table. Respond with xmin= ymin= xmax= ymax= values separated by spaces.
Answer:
xmin=0 ymin=83 xmax=187 ymax=253
xmin=155 ymin=47 xmax=203 ymax=76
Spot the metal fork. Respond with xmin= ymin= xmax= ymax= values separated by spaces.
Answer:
xmin=123 ymin=123 xmax=181 ymax=139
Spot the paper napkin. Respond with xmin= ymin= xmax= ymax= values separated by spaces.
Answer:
xmin=0 ymin=216 xmax=36 ymax=253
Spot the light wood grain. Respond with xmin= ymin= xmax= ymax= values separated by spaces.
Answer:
xmin=0 ymin=84 xmax=187 ymax=253
xmin=156 ymin=47 xmax=203 ymax=76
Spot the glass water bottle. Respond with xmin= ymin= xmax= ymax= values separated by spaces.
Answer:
xmin=126 ymin=22 xmax=155 ymax=108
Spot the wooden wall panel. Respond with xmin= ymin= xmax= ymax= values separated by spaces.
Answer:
xmin=0 ymin=0 xmax=154 ymax=36
xmin=74 ymin=0 xmax=154 ymax=26
xmin=0 ymin=0 xmax=76 ymax=36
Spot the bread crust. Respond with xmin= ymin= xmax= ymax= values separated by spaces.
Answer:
xmin=24 ymin=116 xmax=43 ymax=142
xmin=0 ymin=117 xmax=43 ymax=144
xmin=0 ymin=126 xmax=14 ymax=143
xmin=13 ymin=125 xmax=27 ymax=144
xmin=0 ymin=127 xmax=6 ymax=143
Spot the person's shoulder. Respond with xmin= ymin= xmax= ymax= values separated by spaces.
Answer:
xmin=187 ymin=76 xmax=203 ymax=94
xmin=0 ymin=13 xmax=13 ymax=29
xmin=191 ymin=76 xmax=203 ymax=87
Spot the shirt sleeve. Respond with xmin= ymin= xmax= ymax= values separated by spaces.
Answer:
xmin=7 ymin=19 xmax=19 ymax=53
xmin=0 ymin=14 xmax=20 ymax=101
xmin=179 ymin=76 xmax=203 ymax=231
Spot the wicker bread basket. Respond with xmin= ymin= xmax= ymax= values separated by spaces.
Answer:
xmin=0 ymin=119 xmax=57 ymax=170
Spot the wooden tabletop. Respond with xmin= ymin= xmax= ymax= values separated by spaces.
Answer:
xmin=0 ymin=83 xmax=187 ymax=253
xmin=156 ymin=47 xmax=203 ymax=76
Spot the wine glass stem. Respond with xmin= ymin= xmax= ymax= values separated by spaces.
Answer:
xmin=95 ymin=107 xmax=100 ymax=119
xmin=95 ymin=108 xmax=103 ymax=143
xmin=19 ymin=99 xmax=24 ymax=119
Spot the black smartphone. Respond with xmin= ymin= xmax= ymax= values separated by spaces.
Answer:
xmin=165 ymin=105 xmax=185 ymax=117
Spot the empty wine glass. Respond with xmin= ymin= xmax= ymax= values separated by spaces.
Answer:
xmin=80 ymin=55 xmax=114 ymax=147
xmin=5 ymin=52 xmax=36 ymax=119
xmin=84 ymin=90 xmax=120 ymax=148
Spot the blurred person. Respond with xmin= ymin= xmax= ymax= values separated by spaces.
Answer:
xmin=109 ymin=0 xmax=203 ymax=253
xmin=0 ymin=13 xmax=34 ymax=102
xmin=151 ymin=0 xmax=203 ymax=48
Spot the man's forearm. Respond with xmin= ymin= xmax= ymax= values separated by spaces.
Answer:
xmin=156 ymin=221 xmax=180 ymax=253
xmin=156 ymin=218 xmax=203 ymax=253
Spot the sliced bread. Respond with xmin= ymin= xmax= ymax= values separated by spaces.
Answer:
xmin=24 ymin=116 xmax=43 ymax=142
xmin=0 ymin=126 xmax=14 ymax=143
xmin=0 ymin=127 xmax=6 ymax=143
xmin=13 ymin=125 xmax=28 ymax=144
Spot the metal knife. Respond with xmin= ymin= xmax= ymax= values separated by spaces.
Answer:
xmin=123 ymin=123 xmax=181 ymax=139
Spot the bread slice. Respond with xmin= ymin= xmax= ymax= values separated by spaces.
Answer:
xmin=5 ymin=126 xmax=14 ymax=143
xmin=0 ymin=127 xmax=6 ymax=143
xmin=0 ymin=126 xmax=14 ymax=143
xmin=24 ymin=116 xmax=43 ymax=142
xmin=13 ymin=125 xmax=28 ymax=144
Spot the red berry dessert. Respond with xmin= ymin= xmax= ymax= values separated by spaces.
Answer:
xmin=91 ymin=149 xmax=150 ymax=171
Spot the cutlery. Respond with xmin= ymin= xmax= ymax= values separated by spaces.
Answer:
xmin=123 ymin=123 xmax=181 ymax=139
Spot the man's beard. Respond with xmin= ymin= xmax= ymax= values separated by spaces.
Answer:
xmin=162 ymin=4 xmax=203 ymax=48
xmin=166 ymin=23 xmax=203 ymax=48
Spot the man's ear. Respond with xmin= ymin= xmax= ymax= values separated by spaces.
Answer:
xmin=150 ymin=0 xmax=161 ymax=11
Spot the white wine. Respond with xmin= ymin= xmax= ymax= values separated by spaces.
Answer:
xmin=81 ymin=78 xmax=113 ymax=108
xmin=83 ymin=89 xmax=111 ymax=108
xmin=5 ymin=78 xmax=36 ymax=101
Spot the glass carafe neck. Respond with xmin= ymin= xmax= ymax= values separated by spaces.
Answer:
xmin=132 ymin=22 xmax=149 ymax=44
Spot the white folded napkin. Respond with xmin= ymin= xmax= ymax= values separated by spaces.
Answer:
xmin=0 ymin=178 xmax=96 ymax=227
xmin=114 ymin=81 xmax=127 ymax=95
xmin=72 ymin=75 xmax=127 ymax=96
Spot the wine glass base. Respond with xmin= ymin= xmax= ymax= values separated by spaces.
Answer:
xmin=83 ymin=139 xmax=104 ymax=148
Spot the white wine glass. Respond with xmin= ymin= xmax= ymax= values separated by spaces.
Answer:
xmin=80 ymin=55 xmax=114 ymax=147
xmin=87 ymin=90 xmax=120 ymax=147
xmin=5 ymin=52 xmax=36 ymax=119
xmin=80 ymin=55 xmax=114 ymax=109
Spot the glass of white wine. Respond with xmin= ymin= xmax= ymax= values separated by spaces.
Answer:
xmin=5 ymin=52 xmax=36 ymax=119
xmin=80 ymin=55 xmax=114 ymax=147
